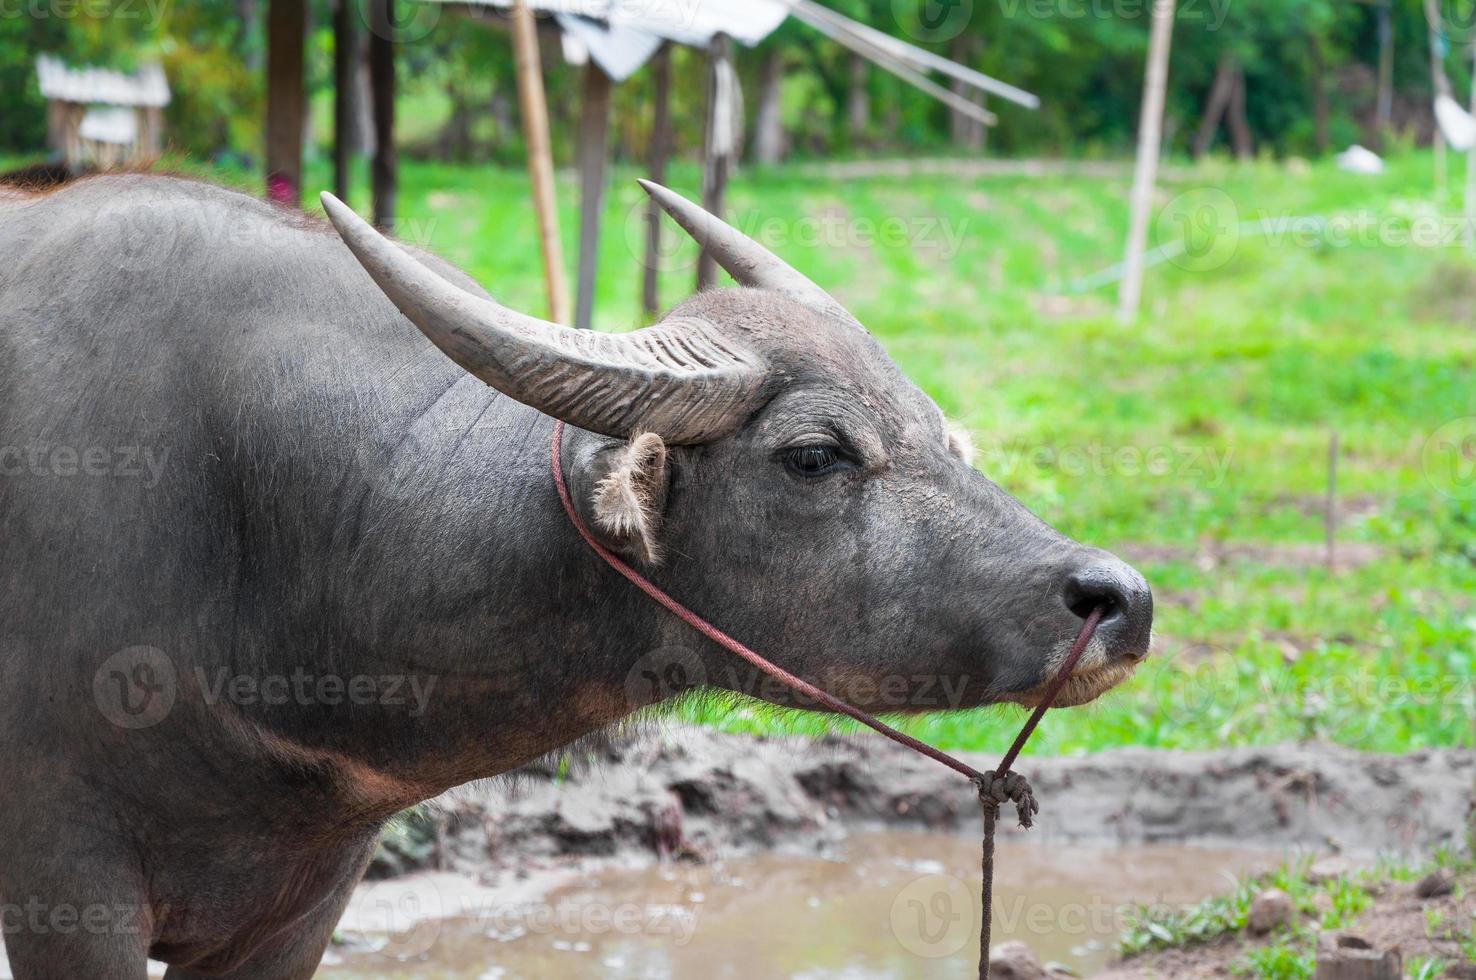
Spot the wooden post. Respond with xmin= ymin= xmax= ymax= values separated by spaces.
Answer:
xmin=265 ymin=0 xmax=306 ymax=206
xmin=510 ymin=0 xmax=570 ymax=324
xmin=574 ymin=63 xmax=613 ymax=331
xmin=1311 ymin=35 xmax=1330 ymax=154
xmin=753 ymin=48 xmax=785 ymax=165
xmin=847 ymin=53 xmax=869 ymax=139
xmin=1376 ymin=0 xmax=1394 ymax=146
xmin=1226 ymin=62 xmax=1253 ymax=159
xmin=1117 ymin=0 xmax=1176 ymax=324
xmin=368 ymin=0 xmax=396 ymax=231
xmin=1424 ymin=0 xmax=1450 ymax=196
xmin=1467 ymin=42 xmax=1476 ymax=251
xmin=332 ymin=0 xmax=356 ymax=202
xmin=698 ymin=32 xmax=734 ymax=291
xmin=1436 ymin=129 xmax=1447 ymax=199
xmin=1191 ymin=51 xmax=1235 ymax=159
xmin=643 ymin=43 xmax=673 ymax=319
xmin=1325 ymin=431 xmax=1339 ymax=572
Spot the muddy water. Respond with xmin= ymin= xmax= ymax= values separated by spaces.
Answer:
xmin=319 ymin=831 xmax=1277 ymax=979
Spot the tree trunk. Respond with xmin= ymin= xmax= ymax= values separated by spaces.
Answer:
xmin=1227 ymin=61 xmax=1254 ymax=160
xmin=698 ymin=33 xmax=734 ymax=290
xmin=333 ymin=0 xmax=357 ymax=199
xmin=846 ymin=53 xmax=868 ymax=142
xmin=238 ymin=0 xmax=261 ymax=69
xmin=368 ymin=0 xmax=396 ymax=231
xmin=265 ymin=0 xmax=306 ymax=206
xmin=643 ymin=44 xmax=672 ymax=318
xmin=489 ymin=85 xmax=514 ymax=154
xmin=753 ymin=49 xmax=785 ymax=166
xmin=1310 ymin=35 xmax=1329 ymax=154
xmin=354 ymin=31 xmax=375 ymax=157
xmin=1192 ymin=51 xmax=1236 ymax=159
xmin=948 ymin=34 xmax=986 ymax=151
xmin=1464 ymin=43 xmax=1476 ymax=251
xmin=574 ymin=64 xmax=612 ymax=331
xmin=1375 ymin=0 xmax=1394 ymax=148
xmin=442 ymin=79 xmax=474 ymax=161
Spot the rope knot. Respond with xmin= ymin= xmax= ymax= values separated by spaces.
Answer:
xmin=972 ymin=769 xmax=1039 ymax=829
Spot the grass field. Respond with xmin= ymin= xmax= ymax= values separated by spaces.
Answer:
xmin=10 ymin=149 xmax=1474 ymax=758
xmin=343 ymin=151 xmax=1474 ymax=758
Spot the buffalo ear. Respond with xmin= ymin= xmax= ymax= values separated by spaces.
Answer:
xmin=591 ymin=433 xmax=669 ymax=566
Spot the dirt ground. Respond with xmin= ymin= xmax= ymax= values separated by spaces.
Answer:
xmin=393 ymin=725 xmax=1472 ymax=878
xmin=357 ymin=726 xmax=1473 ymax=977
xmin=1097 ymin=867 xmax=1476 ymax=978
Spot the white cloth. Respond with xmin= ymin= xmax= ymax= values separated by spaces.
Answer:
xmin=1335 ymin=144 xmax=1384 ymax=175
xmin=1435 ymin=93 xmax=1476 ymax=152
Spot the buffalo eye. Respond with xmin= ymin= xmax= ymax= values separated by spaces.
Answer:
xmin=781 ymin=445 xmax=852 ymax=479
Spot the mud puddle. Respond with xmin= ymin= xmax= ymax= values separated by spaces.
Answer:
xmin=318 ymin=831 xmax=1278 ymax=979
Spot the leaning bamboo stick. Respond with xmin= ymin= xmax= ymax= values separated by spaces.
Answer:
xmin=510 ymin=0 xmax=570 ymax=324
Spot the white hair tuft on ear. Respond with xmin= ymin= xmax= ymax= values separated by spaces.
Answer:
xmin=593 ymin=433 xmax=668 ymax=565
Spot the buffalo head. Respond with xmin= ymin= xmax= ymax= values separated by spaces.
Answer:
xmin=321 ymin=184 xmax=1151 ymax=716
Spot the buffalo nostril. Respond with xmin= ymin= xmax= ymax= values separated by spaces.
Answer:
xmin=1063 ymin=572 xmax=1128 ymax=623
xmin=1062 ymin=560 xmax=1153 ymax=660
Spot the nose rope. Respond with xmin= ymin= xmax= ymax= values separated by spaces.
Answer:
xmin=551 ymin=420 xmax=1104 ymax=979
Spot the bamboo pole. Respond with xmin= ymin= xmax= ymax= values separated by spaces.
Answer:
xmin=510 ymin=0 xmax=571 ymax=324
xmin=1117 ymin=0 xmax=1177 ymax=323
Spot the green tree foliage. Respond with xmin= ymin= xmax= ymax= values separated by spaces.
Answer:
xmin=0 ymin=0 xmax=259 ymax=162
xmin=0 ymin=0 xmax=1462 ymax=163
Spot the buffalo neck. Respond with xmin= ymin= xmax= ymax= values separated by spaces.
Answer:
xmin=193 ymin=380 xmax=670 ymax=814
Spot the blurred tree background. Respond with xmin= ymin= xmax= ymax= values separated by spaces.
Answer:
xmin=0 ymin=0 xmax=1464 ymax=167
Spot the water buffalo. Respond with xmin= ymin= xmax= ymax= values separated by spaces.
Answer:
xmin=0 ymin=174 xmax=1151 ymax=978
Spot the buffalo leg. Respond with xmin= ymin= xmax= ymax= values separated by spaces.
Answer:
xmin=161 ymin=844 xmax=373 ymax=980
xmin=0 ymin=865 xmax=153 ymax=980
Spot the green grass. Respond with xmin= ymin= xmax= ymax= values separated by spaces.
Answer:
xmin=1118 ymin=856 xmax=1320 ymax=957
xmin=1121 ymin=849 xmax=1469 ymax=978
xmin=14 ymin=147 xmax=1473 ymax=757
xmin=297 ymin=151 xmax=1476 ymax=758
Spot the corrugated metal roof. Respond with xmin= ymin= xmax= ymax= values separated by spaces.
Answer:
xmin=425 ymin=0 xmax=1036 ymax=113
xmin=35 ymin=55 xmax=170 ymax=108
xmin=427 ymin=0 xmax=788 ymax=47
xmin=555 ymin=15 xmax=665 ymax=82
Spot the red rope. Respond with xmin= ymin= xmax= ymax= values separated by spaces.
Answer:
xmin=551 ymin=420 xmax=1103 ymax=978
